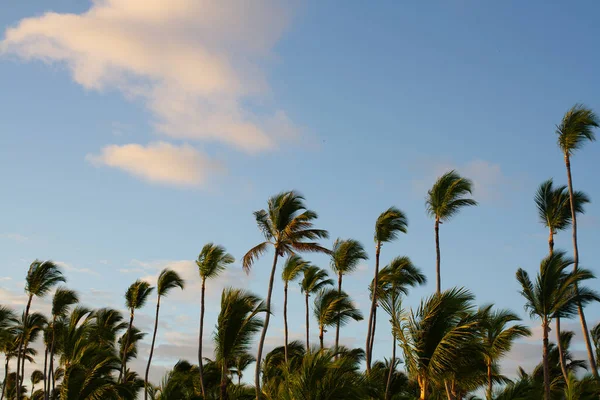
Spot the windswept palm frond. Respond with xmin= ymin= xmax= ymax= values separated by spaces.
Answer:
xmin=197 ymin=244 xmax=235 ymax=280
xmin=426 ymin=170 xmax=477 ymax=221
xmin=556 ymin=104 xmax=599 ymax=155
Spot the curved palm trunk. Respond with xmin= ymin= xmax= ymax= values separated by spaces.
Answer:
xmin=486 ymin=360 xmax=492 ymax=400
xmin=43 ymin=344 xmax=48 ymax=397
xmin=254 ymin=252 xmax=279 ymax=400
xmin=119 ymin=311 xmax=134 ymax=383
xmin=319 ymin=324 xmax=324 ymax=350
xmin=565 ymin=155 xmax=599 ymax=380
xmin=335 ymin=273 xmax=342 ymax=354
xmin=385 ymin=336 xmax=396 ymax=400
xmin=199 ymin=277 xmax=206 ymax=398
xmin=418 ymin=375 xmax=428 ymax=400
xmin=1 ymin=357 xmax=8 ymax=400
xmin=283 ymin=282 xmax=289 ymax=364
xmin=542 ymin=319 xmax=550 ymax=400
xmin=305 ymin=293 xmax=310 ymax=351
xmin=556 ymin=317 xmax=569 ymax=383
xmin=220 ymin=362 xmax=228 ymax=400
xmin=16 ymin=294 xmax=32 ymax=400
xmin=145 ymin=297 xmax=161 ymax=400
xmin=435 ymin=218 xmax=441 ymax=294
xmin=365 ymin=242 xmax=381 ymax=372
xmin=46 ymin=320 xmax=56 ymax=400
xmin=369 ymin=308 xmax=377 ymax=361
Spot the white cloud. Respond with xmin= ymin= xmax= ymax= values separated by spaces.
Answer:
xmin=1 ymin=233 xmax=29 ymax=242
xmin=55 ymin=260 xmax=99 ymax=276
xmin=86 ymin=142 xmax=223 ymax=187
xmin=1 ymin=0 xmax=299 ymax=154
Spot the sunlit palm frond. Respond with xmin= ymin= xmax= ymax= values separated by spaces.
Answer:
xmin=556 ymin=104 xmax=599 ymax=155
xmin=157 ymin=268 xmax=185 ymax=297
xmin=25 ymin=260 xmax=66 ymax=298
xmin=426 ymin=170 xmax=477 ymax=221
xmin=375 ymin=207 xmax=408 ymax=243
xmin=330 ymin=238 xmax=368 ymax=276
xmin=281 ymin=255 xmax=309 ymax=283
xmin=197 ymin=243 xmax=235 ymax=279
xmin=125 ymin=280 xmax=154 ymax=311
xmin=52 ymin=287 xmax=79 ymax=319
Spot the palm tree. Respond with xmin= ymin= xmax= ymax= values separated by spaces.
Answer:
xmin=480 ymin=307 xmax=531 ymax=400
xmin=242 ymin=190 xmax=329 ymax=399
xmin=144 ymin=268 xmax=185 ymax=400
xmin=0 ymin=306 xmax=17 ymax=400
xmin=233 ymin=353 xmax=256 ymax=385
xmin=516 ymin=251 xmax=600 ymax=399
xmin=214 ymin=288 xmax=266 ymax=400
xmin=366 ymin=207 xmax=408 ymax=372
xmin=16 ymin=311 xmax=47 ymax=395
xmin=556 ymin=104 xmax=600 ymax=379
xmin=313 ymin=288 xmax=363 ymax=350
xmin=281 ymin=255 xmax=309 ymax=363
xmin=196 ymin=243 xmax=234 ymax=397
xmin=120 ymin=280 xmax=154 ymax=383
xmin=16 ymin=260 xmax=64 ymax=399
xmin=30 ymin=369 xmax=43 ymax=397
xmin=300 ymin=266 xmax=333 ymax=350
xmin=330 ymin=239 xmax=368 ymax=352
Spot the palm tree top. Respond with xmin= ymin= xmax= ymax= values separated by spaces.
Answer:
xmin=157 ymin=268 xmax=185 ymax=297
xmin=300 ymin=266 xmax=333 ymax=295
xmin=535 ymin=179 xmax=590 ymax=233
xmin=314 ymin=288 xmax=363 ymax=328
xmin=480 ymin=306 xmax=531 ymax=361
xmin=196 ymin=243 xmax=235 ymax=280
xmin=375 ymin=207 xmax=408 ymax=243
xmin=282 ymin=255 xmax=309 ymax=283
xmin=426 ymin=170 xmax=477 ymax=221
xmin=376 ymin=256 xmax=427 ymax=296
xmin=125 ymin=280 xmax=154 ymax=311
xmin=556 ymin=104 xmax=599 ymax=155
xmin=51 ymin=287 xmax=79 ymax=319
xmin=330 ymin=238 xmax=368 ymax=276
xmin=25 ymin=260 xmax=65 ymax=297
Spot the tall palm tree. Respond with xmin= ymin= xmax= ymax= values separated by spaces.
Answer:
xmin=16 ymin=260 xmax=64 ymax=399
xmin=242 ymin=190 xmax=329 ymax=398
xmin=16 ymin=311 xmax=47 ymax=394
xmin=144 ymin=268 xmax=185 ymax=400
xmin=313 ymin=288 xmax=362 ymax=350
xmin=480 ymin=307 xmax=531 ymax=400
xmin=0 ymin=306 xmax=17 ymax=400
xmin=300 ymin=266 xmax=333 ymax=350
xmin=556 ymin=104 xmax=600 ymax=379
xmin=516 ymin=251 xmax=600 ymax=399
xmin=196 ymin=243 xmax=234 ymax=397
xmin=366 ymin=207 xmax=408 ymax=372
xmin=330 ymin=239 xmax=368 ymax=352
xmin=281 ymin=255 xmax=309 ymax=363
xmin=214 ymin=288 xmax=266 ymax=400
xmin=120 ymin=280 xmax=154 ymax=383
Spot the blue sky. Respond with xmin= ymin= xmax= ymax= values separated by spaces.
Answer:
xmin=2 ymin=0 xmax=600 ymax=383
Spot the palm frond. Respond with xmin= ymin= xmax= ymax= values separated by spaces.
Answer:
xmin=157 ymin=268 xmax=185 ymax=297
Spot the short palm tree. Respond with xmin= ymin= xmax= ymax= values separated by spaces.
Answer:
xmin=16 ymin=260 xmax=64 ymax=399
xmin=300 ymin=266 xmax=333 ymax=350
xmin=516 ymin=251 xmax=600 ymax=399
xmin=556 ymin=104 xmax=600 ymax=379
xmin=281 ymin=255 xmax=309 ymax=362
xmin=196 ymin=243 xmax=234 ymax=397
xmin=0 ymin=306 xmax=17 ymax=400
xmin=330 ymin=239 xmax=368 ymax=352
xmin=144 ymin=268 xmax=185 ymax=400
xmin=16 ymin=311 xmax=47 ymax=393
xmin=480 ymin=307 xmax=531 ymax=400
xmin=242 ymin=190 xmax=329 ymax=398
xmin=214 ymin=288 xmax=266 ymax=400
xmin=426 ymin=170 xmax=477 ymax=294
xmin=120 ymin=280 xmax=154 ymax=382
xmin=30 ymin=369 xmax=43 ymax=397
xmin=314 ymin=288 xmax=362 ymax=350
xmin=366 ymin=207 xmax=408 ymax=372
xmin=233 ymin=353 xmax=256 ymax=385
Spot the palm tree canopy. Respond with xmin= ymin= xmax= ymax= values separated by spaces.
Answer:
xmin=0 ymin=305 xmax=17 ymax=333
xmin=300 ymin=266 xmax=333 ymax=296
xmin=535 ymin=179 xmax=590 ymax=233
xmin=330 ymin=238 xmax=368 ymax=276
xmin=125 ymin=280 xmax=154 ymax=311
xmin=157 ymin=268 xmax=185 ymax=297
xmin=88 ymin=308 xmax=127 ymax=346
xmin=242 ymin=190 xmax=329 ymax=271
xmin=377 ymin=256 xmax=427 ymax=297
xmin=556 ymin=104 xmax=599 ymax=155
xmin=374 ymin=207 xmax=408 ymax=243
xmin=18 ymin=312 xmax=48 ymax=344
xmin=314 ymin=288 xmax=363 ymax=328
xmin=30 ymin=369 xmax=44 ymax=384
xmin=52 ymin=287 xmax=79 ymax=319
xmin=281 ymin=255 xmax=310 ymax=283
xmin=196 ymin=243 xmax=234 ymax=280
xmin=480 ymin=307 xmax=531 ymax=363
xmin=25 ymin=260 xmax=65 ymax=298
xmin=426 ymin=170 xmax=477 ymax=221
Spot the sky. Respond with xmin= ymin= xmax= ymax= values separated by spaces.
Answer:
xmin=2 ymin=0 xmax=600 ymax=386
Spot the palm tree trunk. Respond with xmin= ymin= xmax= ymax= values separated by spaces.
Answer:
xmin=556 ymin=317 xmax=569 ymax=384
xmin=335 ymin=273 xmax=342 ymax=354
xmin=145 ymin=297 xmax=161 ymax=400
xmin=16 ymin=294 xmax=32 ymax=400
xmin=43 ymin=344 xmax=48 ymax=397
xmin=365 ymin=242 xmax=381 ymax=372
xmin=46 ymin=321 xmax=56 ymax=400
xmin=418 ymin=376 xmax=427 ymax=400
xmin=542 ymin=319 xmax=551 ymax=400
xmin=199 ymin=277 xmax=206 ymax=398
xmin=305 ymin=293 xmax=310 ymax=351
xmin=254 ymin=251 xmax=279 ymax=400
xmin=319 ymin=324 xmax=324 ymax=350
xmin=1 ymin=357 xmax=8 ymax=400
xmin=20 ymin=341 xmax=26 ymax=393
xmin=486 ymin=360 xmax=492 ymax=400
xmin=119 ymin=311 xmax=134 ymax=383
xmin=444 ymin=381 xmax=456 ymax=400
xmin=369 ymin=307 xmax=377 ymax=361
xmin=283 ymin=282 xmax=289 ymax=364
xmin=220 ymin=362 xmax=228 ymax=400
xmin=565 ymin=155 xmax=599 ymax=380
xmin=435 ymin=218 xmax=441 ymax=294
xmin=385 ymin=335 xmax=396 ymax=400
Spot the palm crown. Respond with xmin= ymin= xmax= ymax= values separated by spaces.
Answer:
xmin=556 ymin=104 xmax=599 ymax=155
xmin=125 ymin=280 xmax=154 ymax=311
xmin=282 ymin=255 xmax=309 ymax=284
xmin=157 ymin=268 xmax=185 ymax=297
xmin=314 ymin=288 xmax=363 ymax=329
xmin=375 ymin=207 xmax=408 ymax=244
xmin=376 ymin=257 xmax=427 ymax=297
xmin=25 ymin=260 xmax=65 ymax=298
xmin=426 ymin=170 xmax=477 ymax=221
xmin=535 ymin=179 xmax=589 ymax=234
xmin=301 ymin=266 xmax=333 ymax=295
xmin=52 ymin=288 xmax=79 ymax=320
xmin=197 ymin=243 xmax=234 ymax=280
xmin=330 ymin=238 xmax=368 ymax=276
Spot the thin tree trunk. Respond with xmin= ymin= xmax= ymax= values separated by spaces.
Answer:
xmin=145 ymin=297 xmax=161 ymax=400
xmin=254 ymin=251 xmax=279 ymax=400
xmin=435 ymin=218 xmax=441 ymax=294
xmin=20 ymin=342 xmax=26 ymax=394
xmin=444 ymin=381 xmax=456 ymax=400
xmin=543 ymin=319 xmax=550 ymax=400
xmin=16 ymin=294 xmax=32 ymax=400
xmin=1 ymin=357 xmax=8 ymax=400
xmin=220 ymin=362 xmax=228 ymax=400
xmin=319 ymin=324 xmax=324 ymax=350
xmin=46 ymin=320 xmax=56 ymax=400
xmin=565 ymin=155 xmax=599 ymax=380
xmin=335 ymin=273 xmax=342 ymax=354
xmin=385 ymin=335 xmax=396 ymax=400
xmin=43 ymin=344 xmax=48 ymax=398
xmin=369 ymin=307 xmax=377 ymax=361
xmin=556 ymin=317 xmax=569 ymax=383
xmin=119 ymin=311 xmax=134 ymax=383
xmin=365 ymin=242 xmax=381 ymax=372
xmin=305 ymin=293 xmax=310 ymax=351
xmin=199 ymin=278 xmax=206 ymax=398
xmin=283 ymin=282 xmax=289 ymax=364
xmin=419 ymin=376 xmax=427 ymax=400
xmin=486 ymin=360 xmax=492 ymax=400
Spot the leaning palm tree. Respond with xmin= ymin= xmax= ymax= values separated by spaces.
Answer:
xmin=0 ymin=306 xmax=17 ymax=400
xmin=30 ymin=370 xmax=43 ymax=398
xmin=214 ymin=288 xmax=266 ymax=400
xmin=120 ymin=280 xmax=154 ymax=383
xmin=16 ymin=260 xmax=64 ymax=400
xmin=16 ymin=311 xmax=47 ymax=394
xmin=330 ymin=239 xmax=368 ymax=352
xmin=196 ymin=243 xmax=234 ymax=397
xmin=314 ymin=288 xmax=363 ymax=350
xmin=480 ymin=307 xmax=531 ymax=400
xmin=556 ymin=104 xmax=600 ymax=379
xmin=366 ymin=207 xmax=408 ymax=372
xmin=516 ymin=251 xmax=600 ymax=399
xmin=233 ymin=353 xmax=256 ymax=385
xmin=144 ymin=268 xmax=185 ymax=400
xmin=300 ymin=266 xmax=333 ymax=350
xmin=426 ymin=171 xmax=477 ymax=294
xmin=281 ymin=255 xmax=309 ymax=363
xmin=242 ymin=190 xmax=329 ymax=398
